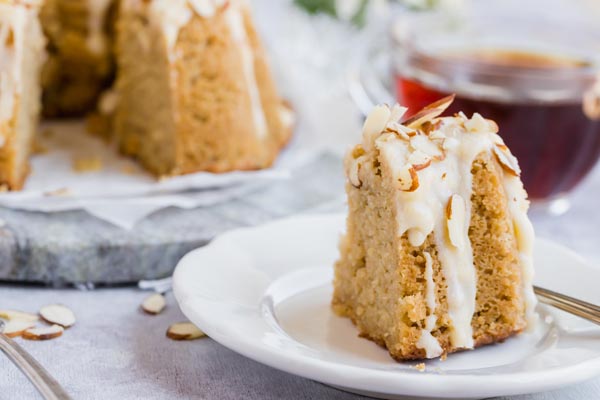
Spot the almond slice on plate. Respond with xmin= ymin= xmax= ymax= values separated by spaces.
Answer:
xmin=403 ymin=95 xmax=455 ymax=129
xmin=22 ymin=325 xmax=64 ymax=341
xmin=3 ymin=320 xmax=37 ymax=338
xmin=0 ymin=310 xmax=39 ymax=322
xmin=39 ymin=304 xmax=76 ymax=328
xmin=446 ymin=194 xmax=467 ymax=249
xmin=142 ymin=293 xmax=166 ymax=315
xmin=166 ymin=322 xmax=207 ymax=341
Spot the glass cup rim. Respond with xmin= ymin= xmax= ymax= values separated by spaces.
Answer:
xmin=390 ymin=9 xmax=600 ymax=104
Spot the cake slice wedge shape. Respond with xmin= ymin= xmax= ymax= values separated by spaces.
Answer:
xmin=333 ymin=98 xmax=537 ymax=360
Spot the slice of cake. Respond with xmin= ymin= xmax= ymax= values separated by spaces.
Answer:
xmin=0 ymin=0 xmax=46 ymax=189
xmin=39 ymin=0 xmax=116 ymax=117
xmin=113 ymin=0 xmax=292 ymax=176
xmin=333 ymin=96 xmax=537 ymax=360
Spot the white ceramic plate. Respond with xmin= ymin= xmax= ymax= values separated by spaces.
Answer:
xmin=173 ymin=214 xmax=600 ymax=400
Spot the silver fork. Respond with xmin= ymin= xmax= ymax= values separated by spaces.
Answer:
xmin=534 ymin=286 xmax=600 ymax=325
xmin=0 ymin=321 xmax=71 ymax=400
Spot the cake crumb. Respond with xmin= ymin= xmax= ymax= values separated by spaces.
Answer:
xmin=32 ymin=139 xmax=48 ymax=155
xmin=41 ymin=128 xmax=54 ymax=138
xmin=412 ymin=363 xmax=426 ymax=372
xmin=440 ymin=353 xmax=448 ymax=361
xmin=120 ymin=164 xmax=137 ymax=175
xmin=45 ymin=187 xmax=71 ymax=197
xmin=72 ymin=157 xmax=103 ymax=173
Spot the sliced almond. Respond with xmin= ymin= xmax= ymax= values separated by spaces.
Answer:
xmin=39 ymin=304 xmax=76 ymax=328
xmin=3 ymin=320 xmax=36 ymax=338
xmin=389 ymin=104 xmax=408 ymax=123
xmin=410 ymin=135 xmax=445 ymax=161
xmin=385 ymin=121 xmax=415 ymax=140
xmin=408 ymin=150 xmax=432 ymax=171
xmin=362 ymin=105 xmax=391 ymax=140
xmin=403 ymin=95 xmax=455 ymax=129
xmin=446 ymin=194 xmax=466 ymax=249
xmin=397 ymin=164 xmax=419 ymax=192
xmin=22 ymin=325 xmax=64 ymax=341
xmin=493 ymin=145 xmax=521 ymax=177
xmin=141 ymin=293 xmax=166 ymax=315
xmin=166 ymin=322 xmax=206 ymax=341
xmin=0 ymin=310 xmax=39 ymax=322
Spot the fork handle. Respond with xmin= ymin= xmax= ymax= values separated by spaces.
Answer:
xmin=534 ymin=286 xmax=600 ymax=325
xmin=0 ymin=334 xmax=71 ymax=400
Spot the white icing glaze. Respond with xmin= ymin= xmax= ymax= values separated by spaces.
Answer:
xmin=351 ymin=105 xmax=536 ymax=353
xmin=224 ymin=3 xmax=268 ymax=139
xmin=416 ymin=252 xmax=443 ymax=358
xmin=0 ymin=1 xmax=45 ymax=125
xmin=122 ymin=0 xmax=227 ymax=59
xmin=86 ymin=0 xmax=113 ymax=55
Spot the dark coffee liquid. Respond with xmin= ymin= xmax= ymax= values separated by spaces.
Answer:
xmin=396 ymin=50 xmax=600 ymax=200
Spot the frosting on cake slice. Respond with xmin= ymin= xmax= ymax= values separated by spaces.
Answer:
xmin=0 ymin=0 xmax=46 ymax=189
xmin=333 ymin=96 xmax=537 ymax=360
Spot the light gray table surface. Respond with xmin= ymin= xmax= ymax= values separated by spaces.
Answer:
xmin=2 ymin=155 xmax=600 ymax=400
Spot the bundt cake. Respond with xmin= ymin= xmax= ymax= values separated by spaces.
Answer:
xmin=0 ymin=0 xmax=292 ymax=190
xmin=114 ymin=0 xmax=292 ymax=175
xmin=333 ymin=96 xmax=537 ymax=360
xmin=39 ymin=0 xmax=116 ymax=117
xmin=0 ymin=0 xmax=46 ymax=190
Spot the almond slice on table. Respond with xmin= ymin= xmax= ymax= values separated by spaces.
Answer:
xmin=141 ymin=293 xmax=166 ymax=315
xmin=39 ymin=304 xmax=76 ymax=328
xmin=22 ymin=325 xmax=64 ymax=341
xmin=403 ymin=95 xmax=456 ymax=129
xmin=0 ymin=310 xmax=39 ymax=322
xmin=446 ymin=194 xmax=467 ymax=249
xmin=3 ymin=320 xmax=37 ymax=338
xmin=166 ymin=322 xmax=207 ymax=341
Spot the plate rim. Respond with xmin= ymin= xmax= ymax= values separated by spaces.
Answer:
xmin=173 ymin=213 xmax=600 ymax=399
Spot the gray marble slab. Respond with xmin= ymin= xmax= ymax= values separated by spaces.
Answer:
xmin=0 ymin=153 xmax=345 ymax=286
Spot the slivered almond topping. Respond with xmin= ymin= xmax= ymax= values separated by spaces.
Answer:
xmin=142 ymin=293 xmax=166 ymax=315
xmin=389 ymin=104 xmax=408 ymax=123
xmin=39 ymin=304 xmax=76 ymax=328
xmin=22 ymin=325 xmax=64 ymax=341
xmin=0 ymin=310 xmax=39 ymax=322
xmin=351 ymin=145 xmax=365 ymax=159
xmin=446 ymin=194 xmax=466 ymax=248
xmin=397 ymin=165 xmax=419 ymax=192
xmin=3 ymin=320 xmax=36 ymax=338
xmin=362 ymin=105 xmax=391 ymax=140
xmin=385 ymin=121 xmax=413 ymax=140
xmin=410 ymin=135 xmax=445 ymax=161
xmin=408 ymin=151 xmax=431 ymax=171
xmin=403 ymin=95 xmax=455 ymax=129
xmin=493 ymin=145 xmax=521 ymax=177
xmin=166 ymin=322 xmax=206 ymax=341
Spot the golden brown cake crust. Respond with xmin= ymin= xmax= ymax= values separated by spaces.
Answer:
xmin=114 ymin=1 xmax=292 ymax=177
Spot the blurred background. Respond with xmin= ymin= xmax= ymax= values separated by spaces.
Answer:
xmin=250 ymin=0 xmax=600 ymax=262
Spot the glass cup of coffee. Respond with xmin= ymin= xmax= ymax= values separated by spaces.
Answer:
xmin=349 ymin=3 xmax=600 ymax=214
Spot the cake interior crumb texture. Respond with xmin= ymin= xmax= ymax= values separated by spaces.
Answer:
xmin=333 ymin=101 xmax=536 ymax=361
xmin=0 ymin=0 xmax=292 ymax=189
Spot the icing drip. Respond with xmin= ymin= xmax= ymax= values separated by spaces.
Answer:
xmin=503 ymin=173 xmax=538 ymax=328
xmin=416 ymin=252 xmax=443 ymax=358
xmin=0 ymin=2 xmax=45 ymax=124
xmin=356 ymin=103 xmax=536 ymax=353
xmin=225 ymin=3 xmax=268 ymax=139
xmin=86 ymin=0 xmax=113 ymax=55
